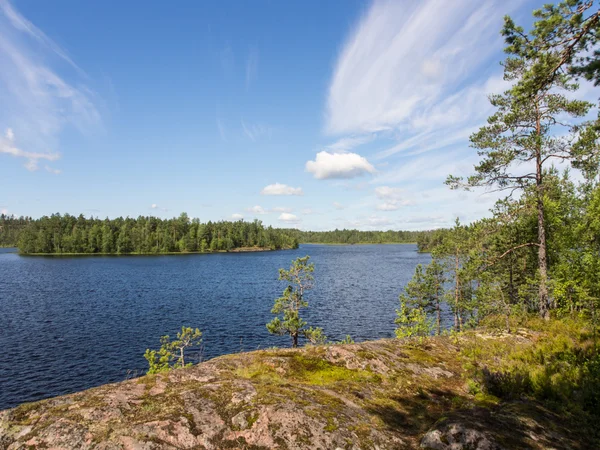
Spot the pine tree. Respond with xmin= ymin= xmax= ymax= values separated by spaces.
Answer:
xmin=266 ymin=256 xmax=326 ymax=347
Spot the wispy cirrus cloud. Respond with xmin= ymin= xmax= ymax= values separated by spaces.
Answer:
xmin=326 ymin=0 xmax=518 ymax=139
xmin=318 ymin=0 xmax=522 ymax=227
xmin=241 ymin=119 xmax=272 ymax=142
xmin=216 ymin=118 xmax=227 ymax=142
xmin=245 ymin=46 xmax=259 ymax=89
xmin=0 ymin=0 xmax=101 ymax=172
xmin=0 ymin=127 xmax=59 ymax=171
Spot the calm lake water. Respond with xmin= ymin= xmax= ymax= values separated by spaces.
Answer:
xmin=0 ymin=244 xmax=430 ymax=410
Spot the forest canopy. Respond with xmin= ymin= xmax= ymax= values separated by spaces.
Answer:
xmin=2 ymin=213 xmax=298 ymax=254
xmin=0 ymin=213 xmax=439 ymax=254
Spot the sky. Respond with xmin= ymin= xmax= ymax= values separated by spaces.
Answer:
xmin=0 ymin=0 xmax=566 ymax=230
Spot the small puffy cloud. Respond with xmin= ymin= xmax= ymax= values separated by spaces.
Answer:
xmin=375 ymin=186 xmax=403 ymax=200
xmin=332 ymin=202 xmax=344 ymax=210
xmin=305 ymin=151 xmax=375 ymax=180
xmin=150 ymin=204 xmax=168 ymax=212
xmin=261 ymin=183 xmax=303 ymax=196
xmin=231 ymin=213 xmax=244 ymax=220
xmin=246 ymin=205 xmax=267 ymax=215
xmin=377 ymin=202 xmax=401 ymax=211
xmin=278 ymin=213 xmax=301 ymax=224
xmin=375 ymin=186 xmax=413 ymax=211
xmin=6 ymin=128 xmax=14 ymax=141
xmin=1 ymin=208 xmax=8 ymax=215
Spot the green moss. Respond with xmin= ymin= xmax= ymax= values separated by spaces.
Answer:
xmin=288 ymin=354 xmax=380 ymax=385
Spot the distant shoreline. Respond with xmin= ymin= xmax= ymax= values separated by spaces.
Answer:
xmin=18 ymin=246 xmax=287 ymax=256
xmin=300 ymin=242 xmax=417 ymax=245
xmin=12 ymin=243 xmax=419 ymax=255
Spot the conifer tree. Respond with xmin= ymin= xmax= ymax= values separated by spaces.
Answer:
xmin=266 ymin=256 xmax=326 ymax=347
xmin=447 ymin=5 xmax=597 ymax=319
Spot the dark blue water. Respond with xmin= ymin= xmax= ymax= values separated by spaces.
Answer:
xmin=0 ymin=244 xmax=430 ymax=410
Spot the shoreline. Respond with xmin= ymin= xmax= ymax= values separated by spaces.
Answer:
xmin=18 ymin=246 xmax=293 ymax=256
xmin=300 ymin=242 xmax=417 ymax=245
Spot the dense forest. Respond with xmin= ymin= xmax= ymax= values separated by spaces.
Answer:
xmin=286 ymin=228 xmax=431 ymax=244
xmin=2 ymin=213 xmax=298 ymax=254
xmin=396 ymin=1 xmax=600 ymax=329
xmin=0 ymin=213 xmax=436 ymax=253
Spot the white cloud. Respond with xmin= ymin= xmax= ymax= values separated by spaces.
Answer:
xmin=323 ymin=135 xmax=374 ymax=153
xmin=231 ymin=213 xmax=244 ymax=220
xmin=1 ymin=208 xmax=8 ymax=215
xmin=246 ymin=205 xmax=267 ymax=215
xmin=216 ymin=118 xmax=227 ymax=142
xmin=278 ymin=213 xmax=301 ymax=224
xmin=241 ymin=120 xmax=272 ymax=141
xmin=341 ymin=215 xmax=393 ymax=230
xmin=326 ymin=0 xmax=517 ymax=136
xmin=261 ymin=183 xmax=303 ymax=196
xmin=0 ymin=0 xmax=101 ymax=171
xmin=376 ymin=202 xmax=402 ymax=211
xmin=150 ymin=204 xmax=168 ymax=212
xmin=0 ymin=128 xmax=59 ymax=170
xmin=374 ymin=185 xmax=413 ymax=210
xmin=375 ymin=186 xmax=403 ymax=200
xmin=305 ymin=151 xmax=375 ymax=180
xmin=44 ymin=165 xmax=61 ymax=175
xmin=246 ymin=46 xmax=258 ymax=89
xmin=332 ymin=202 xmax=345 ymax=210
xmin=0 ymin=0 xmax=83 ymax=73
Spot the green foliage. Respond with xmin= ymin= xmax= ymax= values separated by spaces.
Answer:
xmin=266 ymin=256 xmax=326 ymax=348
xmin=395 ymin=297 xmax=434 ymax=343
xmin=144 ymin=326 xmax=203 ymax=374
xmin=12 ymin=213 xmax=298 ymax=254
xmin=0 ymin=214 xmax=30 ymax=247
xmin=337 ymin=335 xmax=355 ymax=345
xmin=464 ymin=317 xmax=600 ymax=416
xmin=285 ymin=228 xmax=435 ymax=245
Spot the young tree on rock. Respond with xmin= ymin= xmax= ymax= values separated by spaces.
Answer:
xmin=144 ymin=326 xmax=203 ymax=374
xmin=266 ymin=256 xmax=326 ymax=348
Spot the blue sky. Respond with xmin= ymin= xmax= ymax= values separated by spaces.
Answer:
xmin=0 ymin=0 xmax=557 ymax=230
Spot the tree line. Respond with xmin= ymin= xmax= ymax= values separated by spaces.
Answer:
xmin=8 ymin=213 xmax=299 ymax=254
xmin=285 ymin=228 xmax=431 ymax=245
xmin=1 ymin=213 xmax=438 ymax=252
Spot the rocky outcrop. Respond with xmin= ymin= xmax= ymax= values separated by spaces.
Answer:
xmin=0 ymin=335 xmax=592 ymax=449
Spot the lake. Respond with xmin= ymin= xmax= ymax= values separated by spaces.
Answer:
xmin=0 ymin=244 xmax=431 ymax=410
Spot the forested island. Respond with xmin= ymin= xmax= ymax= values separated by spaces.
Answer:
xmin=0 ymin=213 xmax=437 ymax=254
xmin=1 ymin=213 xmax=298 ymax=254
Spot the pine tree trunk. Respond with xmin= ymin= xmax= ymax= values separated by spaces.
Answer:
xmin=537 ymin=190 xmax=550 ymax=320
xmin=454 ymin=251 xmax=460 ymax=331
xmin=536 ymin=100 xmax=550 ymax=321
xmin=292 ymin=333 xmax=298 ymax=348
xmin=435 ymin=296 xmax=441 ymax=335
